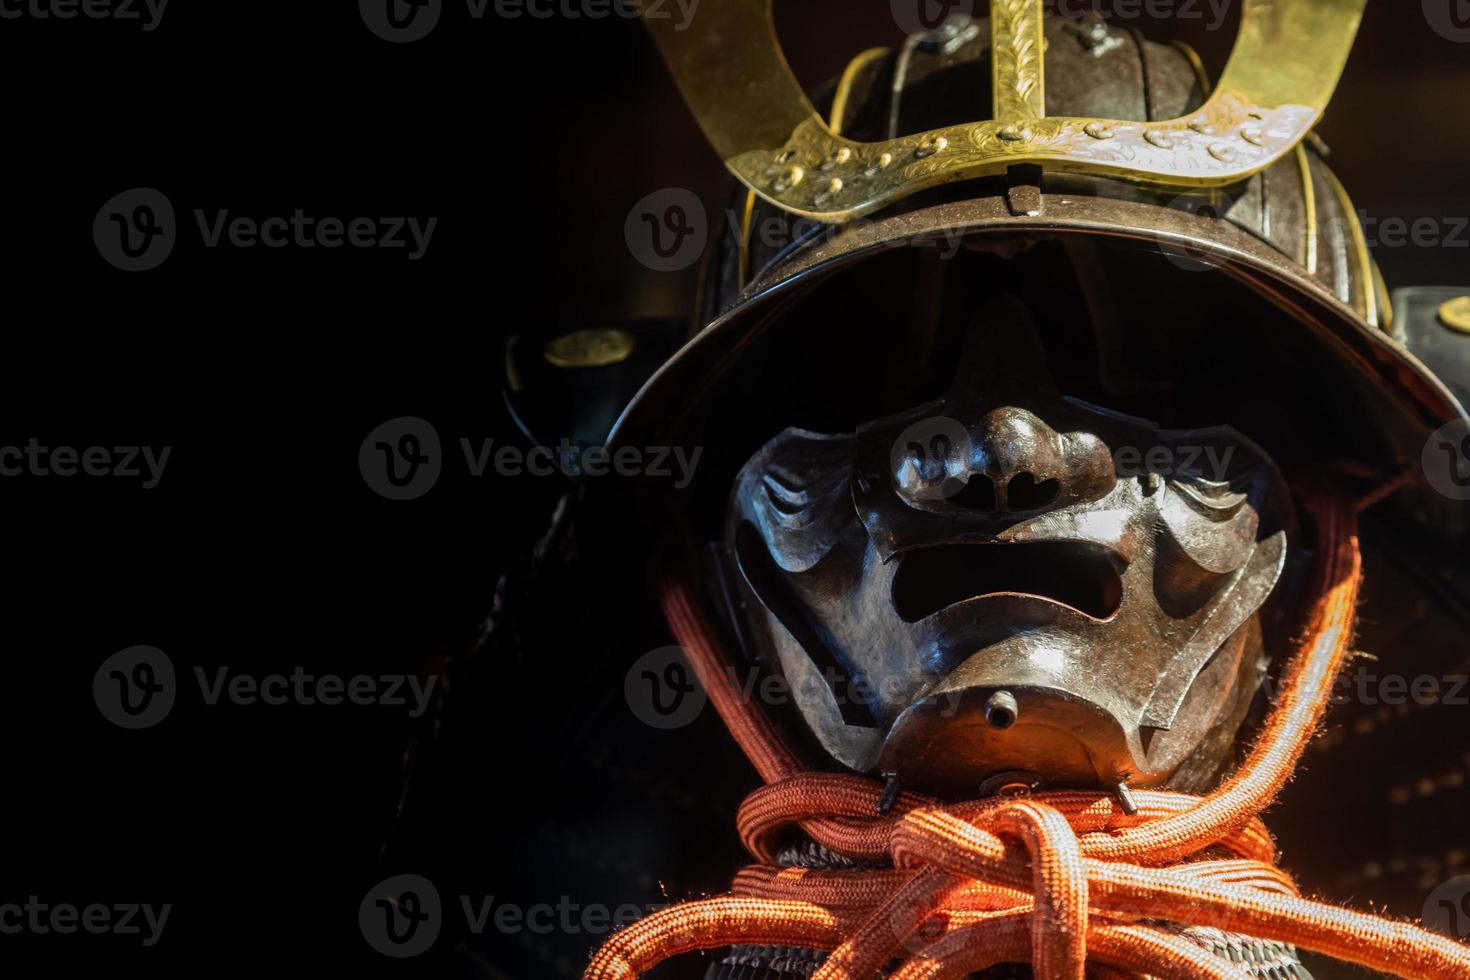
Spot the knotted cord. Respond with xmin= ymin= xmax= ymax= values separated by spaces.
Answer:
xmin=587 ymin=483 xmax=1470 ymax=979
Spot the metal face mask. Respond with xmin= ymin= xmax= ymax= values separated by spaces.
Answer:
xmin=725 ymin=299 xmax=1292 ymax=798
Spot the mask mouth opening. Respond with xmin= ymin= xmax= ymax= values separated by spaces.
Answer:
xmin=891 ymin=540 xmax=1124 ymax=623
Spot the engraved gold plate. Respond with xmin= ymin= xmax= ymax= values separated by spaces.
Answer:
xmin=640 ymin=0 xmax=1366 ymax=221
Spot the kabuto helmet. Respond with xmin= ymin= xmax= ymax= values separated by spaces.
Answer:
xmin=573 ymin=2 xmax=1470 ymax=977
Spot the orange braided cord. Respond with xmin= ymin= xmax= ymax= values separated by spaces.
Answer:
xmin=583 ymin=897 xmax=850 ymax=980
xmin=586 ymin=488 xmax=1470 ymax=978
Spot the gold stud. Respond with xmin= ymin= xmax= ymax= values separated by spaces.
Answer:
xmin=1439 ymin=296 xmax=1470 ymax=334
xmin=545 ymin=329 xmax=636 ymax=369
xmin=915 ymin=135 xmax=948 ymax=157
xmin=772 ymin=164 xmax=805 ymax=192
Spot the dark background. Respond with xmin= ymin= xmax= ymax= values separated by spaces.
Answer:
xmin=0 ymin=1 xmax=1465 ymax=977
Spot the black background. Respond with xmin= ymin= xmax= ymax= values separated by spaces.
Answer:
xmin=0 ymin=1 xmax=1466 ymax=977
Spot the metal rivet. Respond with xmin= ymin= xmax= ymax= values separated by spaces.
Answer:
xmin=915 ymin=135 xmax=948 ymax=157
xmin=1143 ymin=129 xmax=1173 ymax=149
xmin=1083 ymin=121 xmax=1114 ymax=140
xmin=822 ymin=147 xmax=852 ymax=170
xmin=1240 ymin=125 xmax=1265 ymax=146
xmin=998 ymin=124 xmax=1031 ymax=142
xmin=865 ymin=151 xmax=894 ymax=177
xmin=1208 ymin=142 xmax=1235 ymax=162
xmin=1189 ymin=116 xmax=1215 ymax=135
xmin=772 ymin=164 xmax=804 ymax=192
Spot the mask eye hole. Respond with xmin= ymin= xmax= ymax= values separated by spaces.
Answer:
xmin=1005 ymin=472 xmax=1060 ymax=512
xmin=949 ymin=474 xmax=997 ymax=511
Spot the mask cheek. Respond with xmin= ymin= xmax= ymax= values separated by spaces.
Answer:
xmin=1157 ymin=477 xmax=1261 ymax=576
